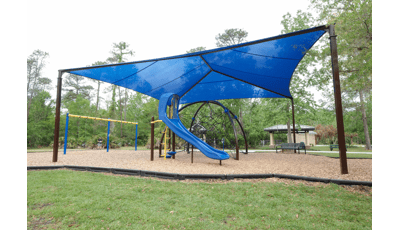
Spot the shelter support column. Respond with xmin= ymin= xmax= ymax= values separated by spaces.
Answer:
xmin=305 ymin=131 xmax=309 ymax=145
xmin=329 ymin=24 xmax=348 ymax=174
xmin=52 ymin=71 xmax=63 ymax=162
xmin=150 ymin=116 xmax=154 ymax=161
xmin=291 ymin=98 xmax=297 ymax=153
xmin=269 ymin=132 xmax=275 ymax=148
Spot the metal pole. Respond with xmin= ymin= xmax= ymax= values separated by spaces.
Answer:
xmin=291 ymin=98 xmax=297 ymax=153
xmin=107 ymin=120 xmax=110 ymax=152
xmin=52 ymin=71 xmax=63 ymax=162
xmin=151 ymin=116 xmax=154 ymax=161
xmin=64 ymin=113 xmax=69 ymax=155
xmin=329 ymin=24 xmax=348 ymax=174
xmin=135 ymin=124 xmax=138 ymax=151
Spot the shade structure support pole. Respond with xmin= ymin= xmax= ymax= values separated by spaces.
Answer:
xmin=191 ymin=144 xmax=194 ymax=163
xmin=329 ymin=24 xmax=348 ymax=174
xmin=172 ymin=133 xmax=175 ymax=159
xmin=135 ymin=124 xmax=138 ymax=151
xmin=151 ymin=116 xmax=154 ymax=161
xmin=52 ymin=71 xmax=63 ymax=162
xmin=63 ymin=113 xmax=69 ymax=155
xmin=291 ymin=98 xmax=296 ymax=153
xmin=107 ymin=120 xmax=110 ymax=152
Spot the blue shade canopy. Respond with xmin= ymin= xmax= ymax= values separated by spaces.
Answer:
xmin=64 ymin=26 xmax=327 ymax=104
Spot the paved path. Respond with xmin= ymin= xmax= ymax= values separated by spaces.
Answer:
xmin=243 ymin=150 xmax=372 ymax=154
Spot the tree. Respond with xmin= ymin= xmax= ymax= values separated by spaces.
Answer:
xmin=62 ymin=73 xmax=94 ymax=102
xmin=215 ymin=28 xmax=248 ymax=47
xmin=186 ymin=46 xmax=206 ymax=53
xmin=27 ymin=91 xmax=54 ymax=147
xmin=280 ymin=0 xmax=372 ymax=149
xmin=27 ymin=50 xmax=51 ymax=122
xmin=106 ymin=42 xmax=135 ymax=137
xmin=310 ymin=0 xmax=372 ymax=149
xmin=89 ymin=61 xmax=107 ymax=112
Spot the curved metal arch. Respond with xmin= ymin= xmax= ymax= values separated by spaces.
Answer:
xmin=206 ymin=101 xmax=248 ymax=155
xmin=178 ymin=101 xmax=248 ymax=159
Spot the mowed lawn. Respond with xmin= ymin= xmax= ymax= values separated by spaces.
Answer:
xmin=309 ymin=152 xmax=372 ymax=159
xmin=308 ymin=145 xmax=372 ymax=153
xmin=28 ymin=170 xmax=372 ymax=229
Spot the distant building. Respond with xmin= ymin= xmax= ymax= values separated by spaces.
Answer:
xmin=264 ymin=124 xmax=316 ymax=148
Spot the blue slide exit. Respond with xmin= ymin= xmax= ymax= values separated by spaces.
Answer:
xmin=159 ymin=93 xmax=230 ymax=161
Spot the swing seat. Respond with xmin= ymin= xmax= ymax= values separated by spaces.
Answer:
xmin=167 ymin=151 xmax=176 ymax=155
xmin=160 ymin=155 xmax=172 ymax=158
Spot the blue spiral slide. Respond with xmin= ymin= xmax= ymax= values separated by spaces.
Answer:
xmin=158 ymin=93 xmax=230 ymax=161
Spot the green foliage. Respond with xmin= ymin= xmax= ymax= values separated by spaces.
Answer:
xmin=27 ymin=91 xmax=55 ymax=148
xmin=186 ymin=46 xmax=206 ymax=53
xmin=215 ymin=28 xmax=248 ymax=47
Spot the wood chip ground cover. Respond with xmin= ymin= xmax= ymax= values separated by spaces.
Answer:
xmin=27 ymin=150 xmax=372 ymax=181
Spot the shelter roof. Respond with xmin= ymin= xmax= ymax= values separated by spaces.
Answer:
xmin=61 ymin=26 xmax=327 ymax=104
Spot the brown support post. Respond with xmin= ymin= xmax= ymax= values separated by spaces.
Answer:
xmin=191 ymin=144 xmax=193 ymax=163
xmin=291 ymin=98 xmax=296 ymax=153
xmin=329 ymin=24 xmax=348 ymax=174
xmin=172 ymin=133 xmax=175 ymax=159
xmin=52 ymin=71 xmax=63 ymax=162
xmin=236 ymin=144 xmax=239 ymax=160
xmin=168 ymin=105 xmax=175 ymax=159
xmin=150 ymin=116 xmax=154 ymax=161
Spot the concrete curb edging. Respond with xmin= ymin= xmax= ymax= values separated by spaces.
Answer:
xmin=27 ymin=165 xmax=372 ymax=187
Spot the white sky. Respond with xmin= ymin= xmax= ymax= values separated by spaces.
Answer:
xmin=26 ymin=0 xmax=325 ymax=103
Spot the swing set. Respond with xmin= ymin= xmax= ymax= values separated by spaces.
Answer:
xmin=64 ymin=113 xmax=138 ymax=155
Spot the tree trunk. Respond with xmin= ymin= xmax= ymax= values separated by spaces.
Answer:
xmin=286 ymin=101 xmax=292 ymax=143
xmin=27 ymin=73 xmax=39 ymax=122
xmin=124 ymin=88 xmax=127 ymax=121
xmin=110 ymin=85 xmax=116 ymax=132
xmin=27 ymin=93 xmax=34 ymax=122
xmin=96 ymin=81 xmax=100 ymax=112
xmin=359 ymin=90 xmax=372 ymax=150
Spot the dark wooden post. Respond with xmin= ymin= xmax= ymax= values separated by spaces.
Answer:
xmin=172 ymin=133 xmax=175 ymax=159
xmin=236 ymin=144 xmax=239 ymax=160
xmin=52 ymin=71 xmax=63 ymax=162
xmin=329 ymin=24 xmax=348 ymax=174
xmin=191 ymin=144 xmax=193 ymax=163
xmin=291 ymin=98 xmax=296 ymax=153
xmin=150 ymin=116 xmax=154 ymax=161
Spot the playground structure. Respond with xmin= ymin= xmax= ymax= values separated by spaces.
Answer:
xmin=63 ymin=113 xmax=138 ymax=154
xmin=153 ymin=100 xmax=248 ymax=162
xmin=52 ymin=25 xmax=350 ymax=174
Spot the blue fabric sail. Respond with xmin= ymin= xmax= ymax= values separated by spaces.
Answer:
xmin=65 ymin=26 xmax=327 ymax=104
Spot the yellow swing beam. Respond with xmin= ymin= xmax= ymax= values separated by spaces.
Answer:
xmin=68 ymin=114 xmax=138 ymax=124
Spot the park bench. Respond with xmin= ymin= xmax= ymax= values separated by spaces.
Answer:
xmin=276 ymin=142 xmax=306 ymax=154
xmin=329 ymin=144 xmax=348 ymax=151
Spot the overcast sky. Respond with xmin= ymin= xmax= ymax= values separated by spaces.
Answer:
xmin=26 ymin=0 xmax=327 ymax=103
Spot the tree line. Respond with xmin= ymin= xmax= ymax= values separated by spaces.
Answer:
xmin=27 ymin=0 xmax=371 ymax=149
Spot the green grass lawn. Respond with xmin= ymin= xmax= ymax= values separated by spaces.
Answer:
xmin=308 ymin=146 xmax=372 ymax=153
xmin=309 ymin=152 xmax=372 ymax=159
xmin=28 ymin=170 xmax=372 ymax=229
xmin=258 ymin=145 xmax=371 ymax=153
